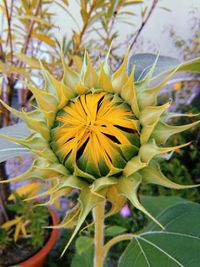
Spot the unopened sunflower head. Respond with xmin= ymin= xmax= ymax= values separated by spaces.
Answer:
xmin=0 ymin=50 xmax=199 ymax=254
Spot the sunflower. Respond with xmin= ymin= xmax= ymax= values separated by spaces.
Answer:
xmin=0 ymin=50 xmax=199 ymax=255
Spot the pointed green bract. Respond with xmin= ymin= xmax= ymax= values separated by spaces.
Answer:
xmin=139 ymin=140 xmax=191 ymax=164
xmin=140 ymin=161 xmax=199 ymax=189
xmin=0 ymin=100 xmax=50 ymax=140
xmin=84 ymin=53 xmax=99 ymax=88
xmin=112 ymin=49 xmax=129 ymax=93
xmin=60 ymin=186 xmax=106 ymax=257
xmin=152 ymin=120 xmax=200 ymax=144
xmin=117 ymin=173 xmax=164 ymax=229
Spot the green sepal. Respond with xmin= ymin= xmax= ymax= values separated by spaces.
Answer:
xmin=74 ymin=164 xmax=96 ymax=181
xmin=41 ymin=65 xmax=75 ymax=109
xmin=60 ymin=186 xmax=106 ymax=257
xmin=140 ymin=160 xmax=200 ymax=189
xmin=81 ymin=51 xmax=87 ymax=79
xmin=36 ymin=187 xmax=72 ymax=208
xmin=34 ymin=157 xmax=69 ymax=176
xmin=106 ymin=185 xmax=126 ymax=217
xmin=40 ymin=109 xmax=56 ymax=128
xmin=161 ymin=112 xmax=199 ymax=122
xmin=23 ymin=81 xmax=58 ymax=112
xmin=34 ymin=175 xmax=87 ymax=204
xmin=133 ymin=56 xmax=200 ymax=110
xmin=0 ymin=100 xmax=50 ymax=140
xmin=98 ymin=64 xmax=113 ymax=92
xmin=90 ymin=177 xmax=118 ymax=194
xmin=121 ymin=66 xmax=140 ymax=118
xmin=0 ymin=133 xmax=58 ymax=162
xmin=123 ymin=155 xmax=147 ymax=177
xmin=152 ymin=120 xmax=200 ymax=144
xmin=84 ymin=52 xmax=99 ymax=88
xmin=112 ymin=49 xmax=129 ymax=94
xmin=139 ymin=140 xmax=191 ymax=164
xmin=102 ymin=45 xmax=112 ymax=76
xmin=58 ymin=175 xmax=88 ymax=190
xmin=61 ymin=51 xmax=80 ymax=91
xmin=136 ymin=53 xmax=159 ymax=89
xmin=51 ymin=204 xmax=81 ymax=229
xmin=0 ymin=158 xmax=68 ymax=184
xmin=116 ymin=173 xmax=164 ymax=229
xmin=140 ymin=102 xmax=171 ymax=144
xmin=106 ymin=165 xmax=123 ymax=177
xmin=22 ymin=110 xmax=50 ymax=140
xmin=134 ymin=54 xmax=160 ymax=109
xmin=140 ymin=102 xmax=170 ymax=126
xmin=145 ymin=66 xmax=179 ymax=106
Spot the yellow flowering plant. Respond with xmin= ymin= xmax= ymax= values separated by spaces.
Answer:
xmin=0 ymin=50 xmax=200 ymax=267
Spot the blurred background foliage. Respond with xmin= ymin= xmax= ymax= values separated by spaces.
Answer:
xmin=0 ymin=1 xmax=199 ymax=266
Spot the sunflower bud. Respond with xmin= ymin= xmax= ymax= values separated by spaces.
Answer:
xmin=50 ymin=92 xmax=139 ymax=178
xmin=0 ymin=51 xmax=199 ymax=253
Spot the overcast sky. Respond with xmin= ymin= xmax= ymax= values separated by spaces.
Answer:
xmin=51 ymin=0 xmax=199 ymax=58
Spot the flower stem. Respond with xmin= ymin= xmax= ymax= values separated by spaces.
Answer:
xmin=100 ymin=234 xmax=134 ymax=264
xmin=93 ymin=200 xmax=105 ymax=267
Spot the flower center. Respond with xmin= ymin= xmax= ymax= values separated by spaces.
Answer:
xmin=50 ymin=93 xmax=140 ymax=178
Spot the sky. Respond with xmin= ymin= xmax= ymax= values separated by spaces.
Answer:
xmin=51 ymin=0 xmax=199 ymax=58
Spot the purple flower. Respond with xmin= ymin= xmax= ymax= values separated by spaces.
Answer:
xmin=120 ymin=204 xmax=131 ymax=217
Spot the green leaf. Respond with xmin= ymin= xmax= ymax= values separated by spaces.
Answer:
xmin=15 ymin=53 xmax=41 ymax=69
xmin=128 ymin=53 xmax=180 ymax=81
xmin=18 ymin=15 xmax=52 ymax=27
xmin=71 ymin=246 xmax=94 ymax=267
xmin=141 ymin=195 xmax=189 ymax=217
xmin=105 ymin=225 xmax=127 ymax=237
xmin=119 ymin=203 xmax=200 ymax=267
xmin=75 ymin=236 xmax=93 ymax=255
xmin=128 ymin=53 xmax=200 ymax=81
xmin=0 ymin=123 xmax=30 ymax=162
xmin=71 ymin=246 xmax=108 ymax=267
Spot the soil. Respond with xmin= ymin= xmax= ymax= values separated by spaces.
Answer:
xmin=0 ymin=225 xmax=50 ymax=267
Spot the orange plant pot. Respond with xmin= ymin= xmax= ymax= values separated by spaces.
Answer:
xmin=19 ymin=209 xmax=59 ymax=267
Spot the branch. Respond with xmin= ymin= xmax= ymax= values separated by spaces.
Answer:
xmin=68 ymin=0 xmax=97 ymax=66
xmin=21 ymin=0 xmax=42 ymax=56
xmin=3 ymin=0 xmax=13 ymax=62
xmin=129 ymin=0 xmax=158 ymax=51
xmin=16 ymin=0 xmax=42 ymax=106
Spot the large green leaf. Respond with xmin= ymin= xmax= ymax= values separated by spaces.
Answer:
xmin=140 ymin=195 xmax=189 ymax=217
xmin=118 ymin=203 xmax=200 ymax=267
xmin=0 ymin=123 xmax=31 ymax=162
xmin=128 ymin=54 xmax=180 ymax=80
xmin=128 ymin=53 xmax=200 ymax=81
xmin=71 ymin=246 xmax=94 ymax=267
xmin=75 ymin=236 xmax=93 ymax=255
xmin=71 ymin=246 xmax=108 ymax=267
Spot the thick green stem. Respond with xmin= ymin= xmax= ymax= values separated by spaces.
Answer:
xmin=93 ymin=201 xmax=105 ymax=267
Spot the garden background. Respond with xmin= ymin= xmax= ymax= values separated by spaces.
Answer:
xmin=0 ymin=0 xmax=199 ymax=266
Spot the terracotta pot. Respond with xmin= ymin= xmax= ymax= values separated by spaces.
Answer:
xmin=19 ymin=208 xmax=59 ymax=267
